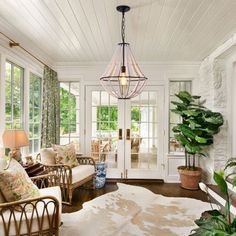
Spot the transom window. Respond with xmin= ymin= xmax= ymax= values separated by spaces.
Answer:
xmin=5 ymin=61 xmax=24 ymax=129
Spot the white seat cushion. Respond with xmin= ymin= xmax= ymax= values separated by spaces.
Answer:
xmin=39 ymin=186 xmax=62 ymax=220
xmin=0 ymin=186 xmax=61 ymax=236
xmin=72 ymin=165 xmax=94 ymax=184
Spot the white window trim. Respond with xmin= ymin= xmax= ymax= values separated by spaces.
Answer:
xmin=0 ymin=51 xmax=43 ymax=158
xmin=167 ymin=79 xmax=193 ymax=154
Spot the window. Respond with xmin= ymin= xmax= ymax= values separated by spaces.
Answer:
xmin=5 ymin=61 xmax=24 ymax=129
xmin=29 ymin=73 xmax=42 ymax=154
xmin=60 ymin=82 xmax=80 ymax=149
xmin=169 ymin=81 xmax=192 ymax=153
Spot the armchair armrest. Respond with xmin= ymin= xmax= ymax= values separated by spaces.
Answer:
xmin=0 ymin=195 xmax=60 ymax=236
xmin=41 ymin=164 xmax=72 ymax=203
xmin=31 ymin=173 xmax=59 ymax=189
xmin=42 ymin=164 xmax=72 ymax=184
xmin=76 ymin=156 xmax=95 ymax=167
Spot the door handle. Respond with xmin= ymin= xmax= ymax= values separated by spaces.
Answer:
xmin=125 ymin=169 xmax=128 ymax=179
xmin=119 ymin=129 xmax=123 ymax=140
xmin=126 ymin=129 xmax=130 ymax=140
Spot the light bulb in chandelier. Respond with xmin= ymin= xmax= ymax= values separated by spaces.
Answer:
xmin=119 ymin=66 xmax=127 ymax=86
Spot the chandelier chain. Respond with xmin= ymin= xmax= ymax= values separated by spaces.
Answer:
xmin=121 ymin=12 xmax=125 ymax=43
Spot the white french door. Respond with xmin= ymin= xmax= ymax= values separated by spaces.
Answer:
xmin=85 ymin=85 xmax=164 ymax=179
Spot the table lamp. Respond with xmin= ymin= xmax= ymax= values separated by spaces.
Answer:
xmin=2 ymin=129 xmax=29 ymax=164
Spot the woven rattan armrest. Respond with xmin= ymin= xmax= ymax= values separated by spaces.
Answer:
xmin=31 ymin=173 xmax=59 ymax=189
xmin=41 ymin=164 xmax=72 ymax=204
xmin=0 ymin=195 xmax=59 ymax=209
xmin=39 ymin=154 xmax=96 ymax=205
xmin=76 ymin=156 xmax=95 ymax=167
xmin=0 ymin=195 xmax=60 ymax=236
xmin=42 ymin=164 xmax=72 ymax=184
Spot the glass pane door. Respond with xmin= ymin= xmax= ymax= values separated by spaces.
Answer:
xmin=91 ymin=91 xmax=118 ymax=166
xmin=125 ymin=87 xmax=164 ymax=179
xmin=131 ymin=92 xmax=158 ymax=168
xmin=86 ymin=85 xmax=164 ymax=179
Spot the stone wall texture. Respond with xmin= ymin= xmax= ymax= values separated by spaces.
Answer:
xmin=199 ymin=58 xmax=228 ymax=183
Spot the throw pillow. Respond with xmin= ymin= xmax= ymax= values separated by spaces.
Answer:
xmin=40 ymin=148 xmax=57 ymax=165
xmin=53 ymin=143 xmax=79 ymax=168
xmin=0 ymin=159 xmax=40 ymax=203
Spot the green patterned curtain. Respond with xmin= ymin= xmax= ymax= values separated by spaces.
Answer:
xmin=41 ymin=66 xmax=60 ymax=148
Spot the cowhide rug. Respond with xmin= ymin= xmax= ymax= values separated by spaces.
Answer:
xmin=60 ymin=183 xmax=213 ymax=236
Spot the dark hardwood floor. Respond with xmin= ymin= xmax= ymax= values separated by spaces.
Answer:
xmin=62 ymin=180 xmax=209 ymax=213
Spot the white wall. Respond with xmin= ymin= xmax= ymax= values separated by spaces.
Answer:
xmin=225 ymin=51 xmax=236 ymax=157
xmin=198 ymin=33 xmax=236 ymax=183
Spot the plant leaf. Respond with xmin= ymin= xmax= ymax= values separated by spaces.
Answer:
xmin=213 ymin=172 xmax=228 ymax=196
xmin=172 ymin=125 xmax=181 ymax=133
xmin=170 ymin=109 xmax=183 ymax=115
xmin=195 ymin=136 xmax=208 ymax=144
xmin=171 ymin=101 xmax=187 ymax=110
xmin=204 ymin=112 xmax=224 ymax=126
xmin=174 ymin=134 xmax=189 ymax=146
xmin=183 ymin=110 xmax=201 ymax=117
xmin=205 ymin=209 xmax=223 ymax=217
xmin=185 ymin=143 xmax=201 ymax=154
xmin=224 ymin=158 xmax=236 ymax=171
xmin=176 ymin=91 xmax=193 ymax=104
xmin=179 ymin=124 xmax=196 ymax=139
xmin=192 ymin=95 xmax=201 ymax=99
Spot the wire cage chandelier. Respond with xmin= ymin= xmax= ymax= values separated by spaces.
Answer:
xmin=100 ymin=5 xmax=148 ymax=99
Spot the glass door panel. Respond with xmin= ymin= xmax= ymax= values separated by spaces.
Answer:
xmin=126 ymin=87 xmax=164 ymax=179
xmin=90 ymin=90 xmax=118 ymax=168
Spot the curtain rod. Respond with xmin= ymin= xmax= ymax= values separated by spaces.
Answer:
xmin=0 ymin=31 xmax=49 ymax=68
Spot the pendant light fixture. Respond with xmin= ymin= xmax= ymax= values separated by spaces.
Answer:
xmin=100 ymin=5 xmax=148 ymax=99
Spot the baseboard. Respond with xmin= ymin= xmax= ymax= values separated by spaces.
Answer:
xmin=165 ymin=175 xmax=180 ymax=183
xmin=106 ymin=179 xmax=164 ymax=184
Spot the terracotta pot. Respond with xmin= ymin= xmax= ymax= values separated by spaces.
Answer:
xmin=178 ymin=166 xmax=202 ymax=190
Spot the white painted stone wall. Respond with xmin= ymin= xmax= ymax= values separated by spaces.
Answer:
xmin=199 ymin=57 xmax=229 ymax=183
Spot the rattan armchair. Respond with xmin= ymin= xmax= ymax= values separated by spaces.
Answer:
xmin=0 ymin=173 xmax=61 ymax=236
xmin=38 ymin=153 xmax=96 ymax=205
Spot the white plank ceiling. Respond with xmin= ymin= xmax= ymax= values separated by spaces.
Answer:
xmin=0 ymin=0 xmax=236 ymax=63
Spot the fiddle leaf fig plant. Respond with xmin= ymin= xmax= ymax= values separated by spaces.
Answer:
xmin=171 ymin=91 xmax=224 ymax=170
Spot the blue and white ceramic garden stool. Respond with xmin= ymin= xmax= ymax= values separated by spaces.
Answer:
xmin=95 ymin=162 xmax=107 ymax=189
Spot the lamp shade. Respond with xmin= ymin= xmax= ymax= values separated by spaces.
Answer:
xmin=100 ymin=43 xmax=147 ymax=99
xmin=2 ymin=129 xmax=29 ymax=149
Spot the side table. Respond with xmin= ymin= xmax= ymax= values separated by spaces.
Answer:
xmin=23 ymin=163 xmax=46 ymax=177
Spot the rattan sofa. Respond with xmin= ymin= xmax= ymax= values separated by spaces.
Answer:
xmin=0 ymin=173 xmax=61 ymax=236
xmin=38 ymin=149 xmax=96 ymax=205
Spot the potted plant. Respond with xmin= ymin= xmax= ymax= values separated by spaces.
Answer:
xmin=171 ymin=91 xmax=224 ymax=190
xmin=191 ymin=158 xmax=236 ymax=235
